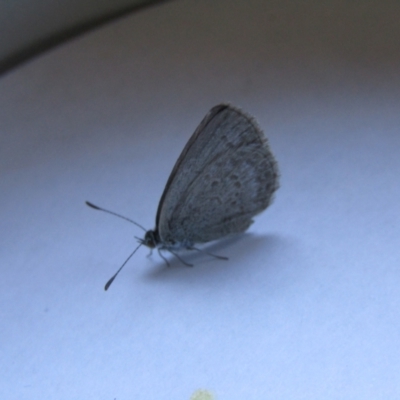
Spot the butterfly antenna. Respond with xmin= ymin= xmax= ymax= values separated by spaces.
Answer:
xmin=104 ymin=243 xmax=142 ymax=291
xmin=85 ymin=201 xmax=146 ymax=232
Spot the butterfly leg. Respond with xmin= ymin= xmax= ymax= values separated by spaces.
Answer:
xmin=146 ymin=248 xmax=153 ymax=258
xmin=167 ymin=249 xmax=194 ymax=267
xmin=188 ymin=246 xmax=229 ymax=261
xmin=157 ymin=248 xmax=170 ymax=267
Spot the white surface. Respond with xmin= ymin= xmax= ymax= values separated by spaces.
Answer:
xmin=1 ymin=0 xmax=400 ymax=399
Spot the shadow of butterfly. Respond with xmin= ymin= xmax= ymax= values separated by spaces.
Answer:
xmin=87 ymin=103 xmax=279 ymax=290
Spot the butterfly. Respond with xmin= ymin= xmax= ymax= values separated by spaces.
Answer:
xmin=87 ymin=104 xmax=279 ymax=290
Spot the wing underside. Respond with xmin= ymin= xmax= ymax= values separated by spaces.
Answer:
xmin=156 ymin=104 xmax=279 ymax=245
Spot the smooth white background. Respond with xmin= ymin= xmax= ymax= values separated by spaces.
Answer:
xmin=1 ymin=1 xmax=399 ymax=399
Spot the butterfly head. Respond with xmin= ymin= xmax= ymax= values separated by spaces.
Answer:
xmin=139 ymin=229 xmax=160 ymax=249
